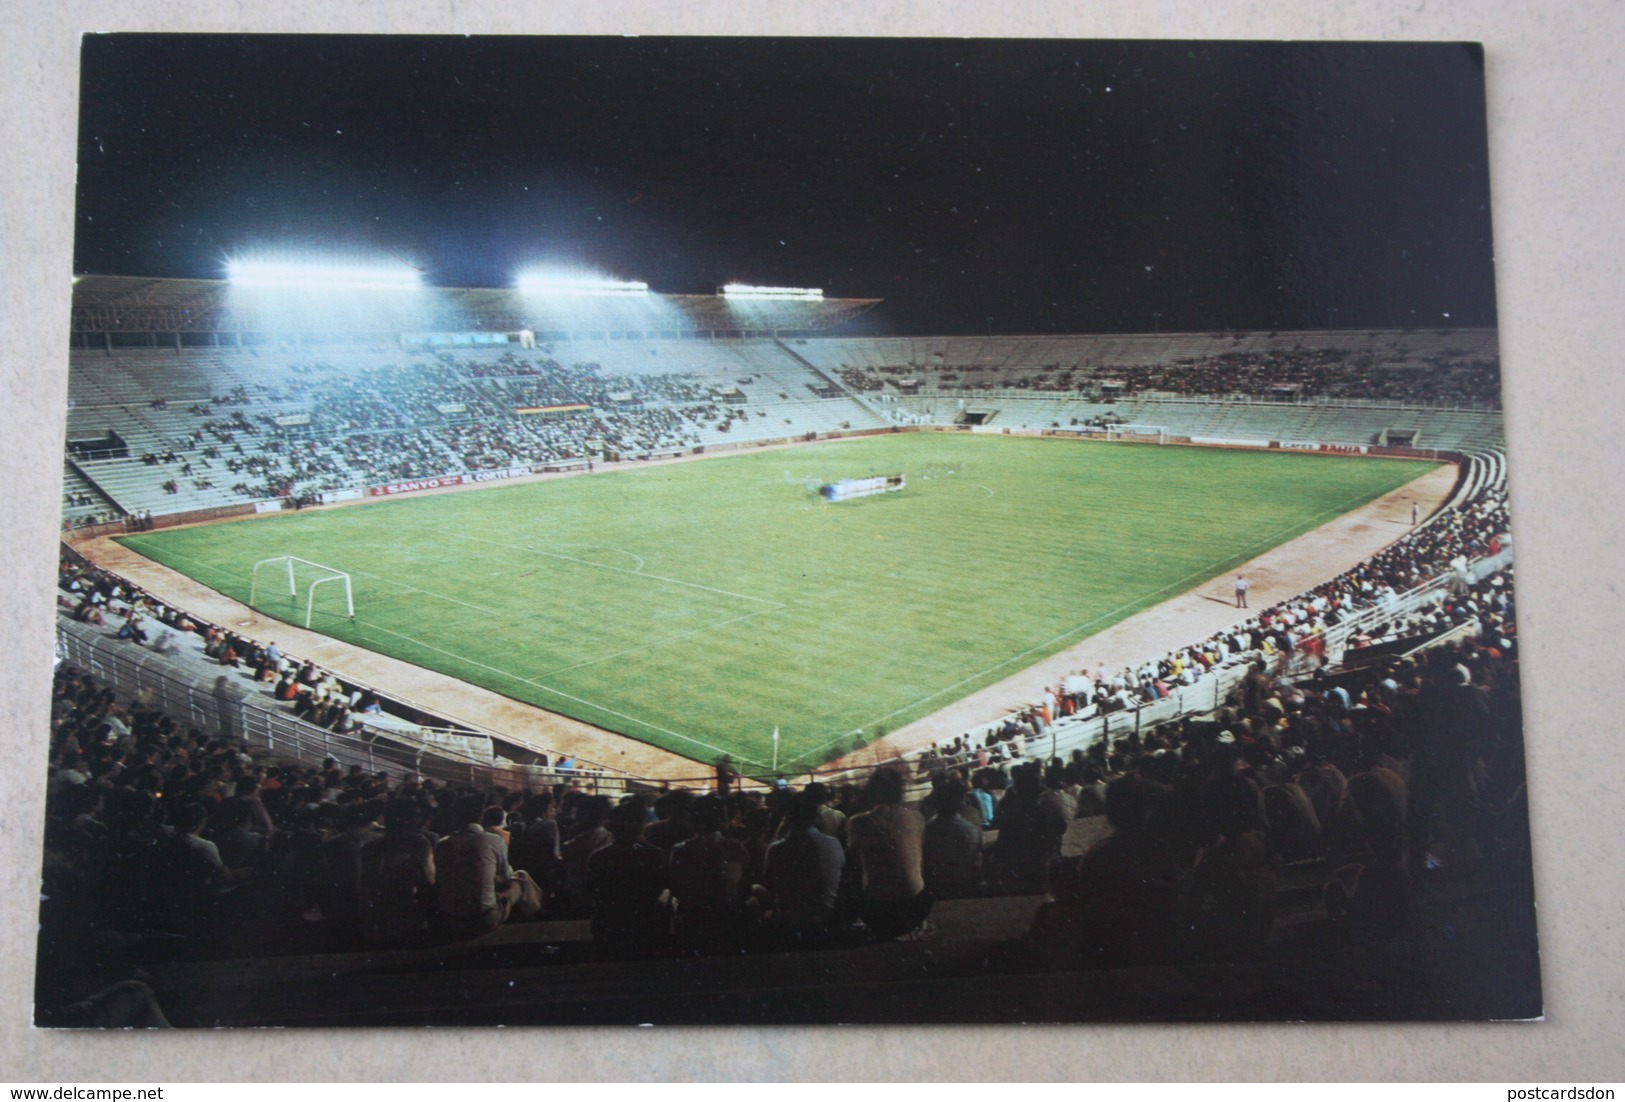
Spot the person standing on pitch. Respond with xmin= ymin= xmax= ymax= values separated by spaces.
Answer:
xmin=1234 ymin=574 xmax=1250 ymax=609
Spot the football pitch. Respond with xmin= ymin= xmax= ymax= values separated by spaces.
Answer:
xmin=115 ymin=434 xmax=1439 ymax=773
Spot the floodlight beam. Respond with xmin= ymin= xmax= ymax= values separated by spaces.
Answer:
xmin=720 ymin=283 xmax=824 ymax=300
xmin=226 ymin=259 xmax=423 ymax=290
xmin=515 ymin=274 xmax=650 ymax=296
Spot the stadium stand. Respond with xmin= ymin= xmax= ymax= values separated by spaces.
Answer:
xmin=42 ymin=435 xmax=1528 ymax=1024
xmin=46 ymin=284 xmax=1531 ymax=1023
xmin=61 ymin=328 xmax=1502 ymax=522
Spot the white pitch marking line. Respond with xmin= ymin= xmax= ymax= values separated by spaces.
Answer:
xmin=421 ymin=525 xmax=785 ymax=607
xmin=345 ymin=568 xmax=512 ymax=619
xmin=603 ymin=546 xmax=647 ymax=572
xmin=796 ymin=474 xmax=1430 ymax=761
xmin=536 ymin=606 xmax=782 ymax=679
xmin=347 ymin=616 xmax=744 ymax=762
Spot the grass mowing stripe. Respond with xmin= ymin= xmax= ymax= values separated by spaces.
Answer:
xmin=534 ymin=606 xmax=786 ymax=680
xmin=786 ymin=473 xmax=1416 ymax=768
xmin=418 ymin=525 xmax=786 ymax=607
xmin=114 ymin=436 xmax=1440 ymax=770
xmin=345 ymin=615 xmax=745 ymax=764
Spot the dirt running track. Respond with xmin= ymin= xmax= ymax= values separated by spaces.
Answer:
xmin=73 ymin=452 xmax=1458 ymax=784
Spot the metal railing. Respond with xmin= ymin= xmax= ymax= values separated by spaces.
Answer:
xmin=55 ymin=617 xmax=628 ymax=798
xmin=816 ymin=543 xmax=1514 ymax=795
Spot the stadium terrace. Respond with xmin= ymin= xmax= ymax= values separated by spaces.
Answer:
xmin=42 ymin=274 xmax=1534 ymax=1026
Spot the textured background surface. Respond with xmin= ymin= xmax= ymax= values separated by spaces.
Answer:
xmin=3 ymin=0 xmax=1622 ymax=1082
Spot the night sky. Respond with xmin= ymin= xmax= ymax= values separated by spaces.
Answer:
xmin=74 ymin=36 xmax=1497 ymax=335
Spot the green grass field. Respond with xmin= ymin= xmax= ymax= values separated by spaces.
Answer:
xmin=116 ymin=435 xmax=1439 ymax=773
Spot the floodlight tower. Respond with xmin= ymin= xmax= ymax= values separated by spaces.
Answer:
xmin=225 ymin=259 xmax=424 ymax=290
xmin=222 ymin=256 xmax=427 ymax=351
xmin=718 ymin=284 xmax=826 ymax=339
xmin=718 ymin=284 xmax=824 ymax=301
xmin=515 ymin=274 xmax=650 ymax=296
xmin=513 ymin=270 xmax=656 ymax=341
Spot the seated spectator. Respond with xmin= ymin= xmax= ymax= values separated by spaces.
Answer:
xmin=586 ymin=801 xmax=670 ymax=955
xmin=1030 ymin=774 xmax=1180 ymax=968
xmin=921 ymin=776 xmax=983 ymax=899
xmin=481 ymin=804 xmax=510 ymax=844
xmin=805 ymin=781 xmax=847 ymax=843
xmin=763 ymin=790 xmax=845 ymax=942
xmin=150 ymin=802 xmax=251 ymax=936
xmin=667 ymin=795 xmax=750 ymax=953
xmin=433 ymin=794 xmax=540 ymax=940
xmin=212 ymin=798 xmax=268 ymax=871
xmin=846 ymin=767 xmax=932 ymax=941
xmin=1188 ymin=774 xmax=1279 ymax=960
xmin=1325 ymin=768 xmax=1411 ymax=937
xmin=641 ymin=789 xmax=696 ymax=854
xmin=507 ymin=792 xmax=563 ymax=894
xmin=559 ymin=795 xmax=613 ymax=916
xmin=358 ymin=798 xmax=437 ymax=949
xmin=1262 ymin=779 xmax=1323 ymax=862
xmin=987 ymin=761 xmax=1069 ymax=894
xmin=319 ymin=800 xmax=386 ymax=937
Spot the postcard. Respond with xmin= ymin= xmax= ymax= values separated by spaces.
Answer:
xmin=40 ymin=35 xmax=1537 ymax=1027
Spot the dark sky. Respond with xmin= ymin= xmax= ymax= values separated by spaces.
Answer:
xmin=74 ymin=35 xmax=1497 ymax=335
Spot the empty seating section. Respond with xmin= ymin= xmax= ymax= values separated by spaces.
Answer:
xmin=60 ymin=463 xmax=117 ymax=527
xmin=64 ymin=330 xmax=1503 ymax=519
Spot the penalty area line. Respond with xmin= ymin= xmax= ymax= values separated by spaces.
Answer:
xmin=535 ymin=605 xmax=783 ymax=679
xmin=344 ymin=617 xmax=744 ymax=764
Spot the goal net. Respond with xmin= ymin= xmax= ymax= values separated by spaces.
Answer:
xmin=249 ymin=555 xmax=355 ymax=628
xmin=1104 ymin=424 xmax=1169 ymax=444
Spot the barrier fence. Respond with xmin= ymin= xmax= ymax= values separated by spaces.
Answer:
xmin=55 ymin=617 xmax=630 ymax=799
xmin=812 ymin=544 xmax=1513 ymax=796
xmin=55 ymin=538 xmax=1512 ymax=800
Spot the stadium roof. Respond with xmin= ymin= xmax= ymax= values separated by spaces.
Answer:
xmin=69 ymin=275 xmax=881 ymax=336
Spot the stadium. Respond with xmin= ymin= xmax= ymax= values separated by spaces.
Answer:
xmin=39 ymin=36 xmax=1538 ymax=1027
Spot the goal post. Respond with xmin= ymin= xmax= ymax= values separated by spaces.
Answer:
xmin=249 ymin=555 xmax=355 ymax=628
xmin=1104 ymin=424 xmax=1169 ymax=444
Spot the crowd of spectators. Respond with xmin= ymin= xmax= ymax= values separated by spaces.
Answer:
xmin=905 ymin=487 xmax=1512 ymax=782
xmin=57 ymin=552 xmax=411 ymax=744
xmin=39 ymin=550 xmax=1525 ymax=1023
xmin=170 ymin=354 xmax=746 ymax=501
xmin=841 ymin=346 xmax=1501 ymax=407
xmin=71 ymin=339 xmax=1507 ymax=521
xmin=62 ymin=496 xmax=122 ymax=530
xmin=46 ymin=343 xmax=1526 ymax=1022
xmin=42 ymin=454 xmax=1526 ymax=1027
xmin=69 ymin=350 xmax=761 ymax=510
